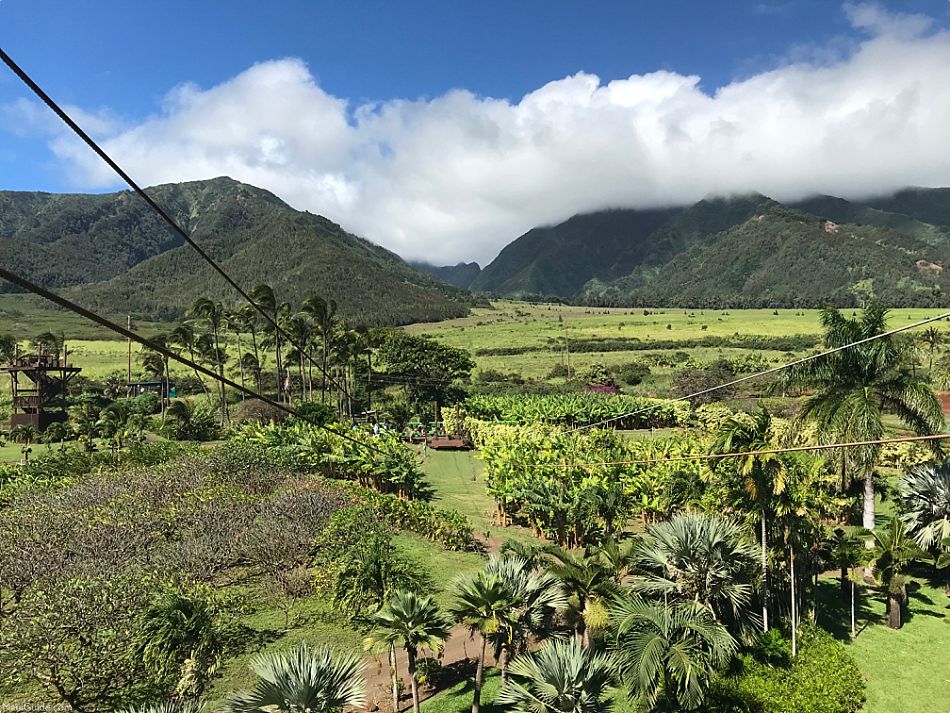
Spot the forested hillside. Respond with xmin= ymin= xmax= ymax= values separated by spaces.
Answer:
xmin=470 ymin=189 xmax=950 ymax=307
xmin=0 ymin=177 xmax=470 ymax=325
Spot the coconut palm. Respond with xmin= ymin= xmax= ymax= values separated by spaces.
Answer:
xmin=484 ymin=555 xmax=568 ymax=682
xmin=867 ymin=517 xmax=922 ymax=629
xmin=611 ymin=596 xmax=737 ymax=712
xmin=250 ymin=284 xmax=284 ymax=402
xmin=710 ymin=407 xmax=785 ymax=632
xmin=496 ymin=638 xmax=615 ymax=713
xmin=919 ymin=326 xmax=944 ymax=370
xmin=301 ymin=295 xmax=338 ymax=404
xmin=450 ymin=571 xmax=517 ymax=713
xmin=224 ymin=643 xmax=365 ymax=713
xmin=779 ymin=303 xmax=944 ymax=533
xmin=189 ymin=298 xmax=229 ymax=423
xmin=632 ymin=512 xmax=759 ymax=639
xmin=367 ymin=590 xmax=452 ymax=713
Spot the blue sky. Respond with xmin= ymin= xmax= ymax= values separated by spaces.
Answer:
xmin=3 ymin=1 xmax=950 ymax=262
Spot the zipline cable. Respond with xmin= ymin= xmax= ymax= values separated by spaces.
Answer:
xmin=563 ymin=310 xmax=950 ymax=434
xmin=0 ymin=46 xmax=351 ymax=399
xmin=0 ymin=267 xmax=389 ymax=457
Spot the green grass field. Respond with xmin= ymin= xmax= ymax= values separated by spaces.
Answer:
xmin=407 ymin=301 xmax=949 ymax=380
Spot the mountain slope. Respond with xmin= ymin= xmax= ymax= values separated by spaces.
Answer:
xmin=0 ymin=177 xmax=469 ymax=325
xmin=615 ymin=203 xmax=950 ymax=308
xmin=409 ymin=261 xmax=482 ymax=289
xmin=471 ymin=195 xmax=768 ymax=298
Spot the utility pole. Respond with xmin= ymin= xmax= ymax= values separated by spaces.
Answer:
xmin=127 ymin=314 xmax=132 ymax=386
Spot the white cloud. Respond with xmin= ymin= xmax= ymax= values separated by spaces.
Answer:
xmin=8 ymin=3 xmax=950 ymax=265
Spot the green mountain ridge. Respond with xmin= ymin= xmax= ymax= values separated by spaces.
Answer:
xmin=469 ymin=189 xmax=950 ymax=308
xmin=0 ymin=177 xmax=470 ymax=326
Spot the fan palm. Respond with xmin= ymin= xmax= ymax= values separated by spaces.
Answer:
xmin=710 ymin=407 xmax=784 ymax=631
xmin=611 ymin=596 xmax=737 ymax=712
xmin=484 ymin=555 xmax=568 ymax=681
xmin=224 ymin=643 xmax=364 ymax=713
xmin=632 ymin=512 xmax=759 ymax=639
xmin=899 ymin=462 xmax=950 ymax=551
xmin=450 ymin=571 xmax=518 ymax=713
xmin=779 ymin=303 xmax=944 ymax=533
xmin=496 ymin=638 xmax=615 ymax=713
xmin=367 ymin=590 xmax=452 ymax=713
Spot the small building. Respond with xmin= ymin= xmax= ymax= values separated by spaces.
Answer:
xmin=126 ymin=380 xmax=176 ymax=398
xmin=3 ymin=349 xmax=82 ymax=432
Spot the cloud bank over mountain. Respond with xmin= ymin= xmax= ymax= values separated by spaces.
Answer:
xmin=10 ymin=3 xmax=950 ymax=264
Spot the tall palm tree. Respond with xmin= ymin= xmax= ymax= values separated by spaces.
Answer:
xmin=919 ymin=326 xmax=944 ymax=371
xmin=867 ymin=517 xmax=921 ymax=629
xmin=611 ymin=596 xmax=737 ymax=712
xmin=189 ymin=298 xmax=229 ymax=423
xmin=302 ymin=295 xmax=338 ymax=405
xmin=170 ymin=323 xmax=209 ymax=398
xmin=632 ymin=512 xmax=759 ymax=639
xmin=367 ymin=590 xmax=452 ymax=713
xmin=780 ymin=304 xmax=944 ymax=534
xmin=450 ymin=571 xmax=517 ymax=713
xmin=484 ymin=555 xmax=568 ymax=682
xmin=496 ymin=638 xmax=615 ymax=713
xmin=224 ymin=643 xmax=364 ymax=713
xmin=250 ymin=284 xmax=284 ymax=402
xmin=710 ymin=407 xmax=784 ymax=632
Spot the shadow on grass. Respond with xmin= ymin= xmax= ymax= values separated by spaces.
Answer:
xmin=813 ymin=579 xmax=881 ymax=641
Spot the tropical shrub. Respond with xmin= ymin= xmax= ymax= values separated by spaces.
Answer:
xmin=709 ymin=625 xmax=864 ymax=713
xmin=461 ymin=393 xmax=690 ymax=429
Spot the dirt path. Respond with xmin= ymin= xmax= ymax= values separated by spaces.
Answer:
xmin=362 ymin=623 xmax=498 ymax=712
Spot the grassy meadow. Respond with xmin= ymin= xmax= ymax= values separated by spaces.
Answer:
xmin=408 ymin=301 xmax=949 ymax=382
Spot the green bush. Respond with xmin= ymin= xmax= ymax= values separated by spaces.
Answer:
xmin=710 ymin=625 xmax=864 ymax=713
xmin=349 ymin=486 xmax=479 ymax=552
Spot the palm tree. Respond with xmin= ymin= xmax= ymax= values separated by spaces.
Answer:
xmin=135 ymin=590 xmax=223 ymax=699
xmin=170 ymin=323 xmax=209 ymax=398
xmin=867 ymin=517 xmax=922 ymax=629
xmin=484 ymin=555 xmax=567 ymax=682
xmin=710 ymin=407 xmax=784 ymax=632
xmin=919 ymin=326 xmax=944 ymax=371
xmin=250 ymin=284 xmax=283 ymax=402
xmin=611 ymin=596 xmax=737 ymax=712
xmin=450 ymin=571 xmax=517 ymax=713
xmin=632 ymin=512 xmax=759 ymax=640
xmin=302 ymin=295 xmax=338 ymax=404
xmin=544 ymin=548 xmax=617 ymax=650
xmin=824 ymin=527 xmax=863 ymax=637
xmin=42 ymin=421 xmax=69 ymax=449
xmin=901 ymin=462 xmax=950 ymax=592
xmin=367 ymin=590 xmax=452 ymax=713
xmin=189 ymin=298 xmax=229 ymax=424
xmin=224 ymin=643 xmax=365 ymax=713
xmin=496 ymin=638 xmax=615 ymax=713
xmin=779 ymin=303 xmax=944 ymax=533
xmin=900 ymin=462 xmax=950 ymax=551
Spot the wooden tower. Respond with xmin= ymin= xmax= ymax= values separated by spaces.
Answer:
xmin=3 ymin=345 xmax=81 ymax=432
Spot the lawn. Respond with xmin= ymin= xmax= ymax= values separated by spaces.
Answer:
xmin=826 ymin=576 xmax=950 ymax=713
xmin=421 ymin=449 xmax=545 ymax=547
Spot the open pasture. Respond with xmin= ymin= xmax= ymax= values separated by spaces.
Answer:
xmin=408 ymin=301 xmax=949 ymax=379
